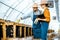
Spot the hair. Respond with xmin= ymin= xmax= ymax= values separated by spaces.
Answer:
xmin=41 ymin=3 xmax=49 ymax=7
xmin=45 ymin=4 xmax=49 ymax=7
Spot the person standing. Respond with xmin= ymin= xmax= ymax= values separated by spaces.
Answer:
xmin=36 ymin=3 xmax=50 ymax=40
xmin=20 ymin=3 xmax=42 ymax=40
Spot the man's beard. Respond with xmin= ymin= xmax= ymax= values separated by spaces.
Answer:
xmin=34 ymin=10 xmax=37 ymax=12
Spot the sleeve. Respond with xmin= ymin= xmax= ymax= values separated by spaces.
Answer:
xmin=21 ymin=12 xmax=32 ymax=20
xmin=44 ymin=9 xmax=50 ymax=22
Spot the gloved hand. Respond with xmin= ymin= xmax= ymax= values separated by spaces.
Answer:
xmin=34 ymin=18 xmax=38 ymax=24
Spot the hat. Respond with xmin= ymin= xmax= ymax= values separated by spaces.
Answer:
xmin=40 ymin=0 xmax=48 ymax=5
xmin=33 ymin=3 xmax=38 ymax=7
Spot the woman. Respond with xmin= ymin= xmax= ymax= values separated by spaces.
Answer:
xmin=36 ymin=3 xmax=50 ymax=40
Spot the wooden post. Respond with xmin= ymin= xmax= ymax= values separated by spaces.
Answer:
xmin=20 ymin=27 xmax=22 ymax=37
xmin=13 ymin=25 xmax=16 ymax=38
xmin=28 ymin=28 xmax=29 ymax=36
xmin=31 ymin=28 xmax=32 ymax=36
xmin=2 ymin=24 xmax=6 ymax=40
xmin=24 ymin=27 xmax=26 ymax=37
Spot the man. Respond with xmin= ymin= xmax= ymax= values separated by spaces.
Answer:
xmin=21 ymin=3 xmax=42 ymax=40
xmin=36 ymin=3 xmax=50 ymax=40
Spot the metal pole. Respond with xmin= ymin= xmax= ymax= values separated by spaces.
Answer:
xmin=55 ymin=0 xmax=60 ymax=22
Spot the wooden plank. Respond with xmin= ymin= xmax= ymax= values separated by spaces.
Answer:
xmin=24 ymin=27 xmax=26 ymax=37
xmin=0 ymin=19 xmax=5 ymax=22
xmin=13 ymin=25 xmax=16 ymax=38
xmin=20 ymin=27 xmax=22 ymax=37
xmin=5 ymin=22 xmax=14 ymax=25
xmin=28 ymin=27 xmax=29 ymax=36
xmin=31 ymin=28 xmax=32 ymax=36
xmin=2 ymin=24 xmax=6 ymax=40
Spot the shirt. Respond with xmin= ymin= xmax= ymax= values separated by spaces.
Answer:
xmin=21 ymin=9 xmax=42 ymax=21
xmin=44 ymin=8 xmax=50 ymax=22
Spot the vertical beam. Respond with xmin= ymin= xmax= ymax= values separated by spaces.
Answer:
xmin=24 ymin=27 xmax=26 ymax=37
xmin=55 ymin=0 xmax=59 ymax=22
xmin=2 ymin=24 xmax=6 ymax=40
xmin=20 ymin=27 xmax=22 ymax=37
xmin=31 ymin=28 xmax=32 ymax=36
xmin=13 ymin=25 xmax=16 ymax=38
xmin=29 ymin=28 xmax=31 ymax=36
xmin=28 ymin=28 xmax=29 ymax=36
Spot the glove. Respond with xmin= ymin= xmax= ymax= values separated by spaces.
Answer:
xmin=34 ymin=19 xmax=38 ymax=24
